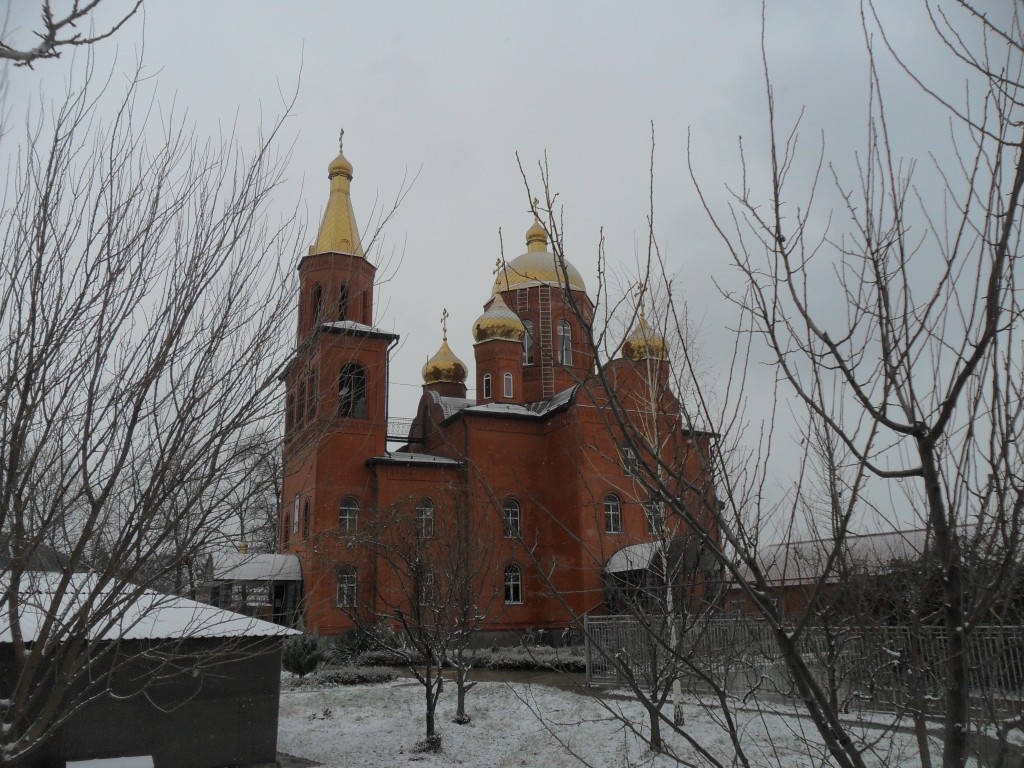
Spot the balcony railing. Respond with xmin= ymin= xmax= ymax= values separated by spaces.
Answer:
xmin=386 ymin=417 xmax=422 ymax=443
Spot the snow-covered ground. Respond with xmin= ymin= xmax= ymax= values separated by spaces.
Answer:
xmin=277 ymin=678 xmax=959 ymax=767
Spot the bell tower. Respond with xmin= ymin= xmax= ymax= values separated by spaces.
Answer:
xmin=280 ymin=134 xmax=397 ymax=631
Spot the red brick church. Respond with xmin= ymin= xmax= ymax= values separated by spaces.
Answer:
xmin=279 ymin=138 xmax=718 ymax=636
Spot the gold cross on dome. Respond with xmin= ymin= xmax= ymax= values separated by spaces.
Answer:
xmin=441 ymin=308 xmax=449 ymax=341
xmin=493 ymin=257 xmax=503 ymax=275
xmin=339 ymin=127 xmax=345 ymax=153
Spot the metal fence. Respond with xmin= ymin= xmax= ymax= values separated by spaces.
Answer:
xmin=584 ymin=615 xmax=1024 ymax=716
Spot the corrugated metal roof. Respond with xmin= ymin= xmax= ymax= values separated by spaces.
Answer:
xmin=741 ymin=528 xmax=929 ymax=586
xmin=1 ymin=572 xmax=298 ymax=643
xmin=431 ymin=391 xmax=475 ymax=420
xmin=431 ymin=385 xmax=579 ymax=423
xmin=210 ymin=552 xmax=302 ymax=582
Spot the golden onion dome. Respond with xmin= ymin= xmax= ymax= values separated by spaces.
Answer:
xmin=622 ymin=314 xmax=669 ymax=361
xmin=473 ymin=294 xmax=525 ymax=343
xmin=525 ymin=217 xmax=548 ymax=250
xmin=328 ymin=151 xmax=354 ymax=180
xmin=422 ymin=339 xmax=468 ymax=385
xmin=492 ymin=218 xmax=587 ymax=294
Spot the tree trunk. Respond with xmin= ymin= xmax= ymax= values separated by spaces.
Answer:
xmin=648 ymin=701 xmax=662 ymax=752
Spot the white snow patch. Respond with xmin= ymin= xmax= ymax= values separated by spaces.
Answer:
xmin=277 ymin=679 xmax=957 ymax=767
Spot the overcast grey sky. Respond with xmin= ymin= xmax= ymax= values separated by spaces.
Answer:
xmin=5 ymin=1 xmax=994 ymax=531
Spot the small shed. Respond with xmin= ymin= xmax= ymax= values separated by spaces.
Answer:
xmin=1 ymin=572 xmax=299 ymax=768
xmin=201 ymin=551 xmax=303 ymax=628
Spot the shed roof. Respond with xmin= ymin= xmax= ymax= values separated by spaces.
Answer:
xmin=1 ymin=572 xmax=298 ymax=643
xmin=741 ymin=528 xmax=929 ymax=587
xmin=210 ymin=552 xmax=302 ymax=582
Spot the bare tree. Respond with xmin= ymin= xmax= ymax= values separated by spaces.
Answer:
xmin=695 ymin=3 xmax=1024 ymax=765
xmin=0 ymin=0 xmax=141 ymax=67
xmin=0 ymin=60 xmax=301 ymax=765
xmin=324 ymin=482 xmax=497 ymax=746
xmin=508 ymin=4 xmax=1024 ymax=765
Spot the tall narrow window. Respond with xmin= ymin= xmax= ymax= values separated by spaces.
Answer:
xmin=338 ymin=283 xmax=349 ymax=320
xmin=338 ymin=363 xmax=368 ymax=418
xmin=336 ymin=566 xmax=357 ymax=607
xmin=504 ymin=564 xmax=523 ymax=604
xmin=417 ymin=498 xmax=435 ymax=539
xmin=306 ymin=367 xmax=318 ymax=420
xmin=502 ymin=498 xmax=521 ymax=538
xmin=286 ymin=392 xmax=295 ymax=432
xmin=622 ymin=446 xmax=638 ymax=477
xmin=482 ymin=373 xmax=492 ymax=400
xmin=282 ymin=512 xmax=290 ymax=549
xmin=645 ymin=499 xmax=664 ymax=536
xmin=292 ymin=495 xmax=300 ymax=534
xmin=557 ymin=320 xmax=572 ymax=364
xmin=311 ymin=283 xmax=324 ymax=325
xmin=302 ymin=499 xmax=311 ymax=540
xmin=503 ymin=371 xmax=514 ymax=398
xmin=418 ymin=565 xmax=435 ymax=606
xmin=297 ymin=381 xmax=306 ymax=426
xmin=604 ymin=494 xmax=622 ymax=534
xmin=523 ymin=320 xmax=535 ymax=365
xmin=339 ymin=496 xmax=359 ymax=533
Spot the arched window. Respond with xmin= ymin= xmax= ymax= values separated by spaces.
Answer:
xmin=297 ymin=381 xmax=306 ymax=426
xmin=339 ymin=496 xmax=359 ymax=533
xmin=336 ymin=566 xmax=357 ymax=607
xmin=482 ymin=373 xmax=492 ymax=400
xmin=502 ymin=498 xmax=521 ymax=538
xmin=282 ymin=511 xmax=290 ymax=549
xmin=522 ymin=320 xmax=535 ymax=365
xmin=292 ymin=495 xmax=300 ymax=534
xmin=504 ymin=564 xmax=523 ymax=604
xmin=302 ymin=499 xmax=311 ymax=540
xmin=603 ymin=494 xmax=622 ymax=534
xmin=557 ymin=320 xmax=572 ymax=364
xmin=311 ymin=283 xmax=324 ymax=325
xmin=338 ymin=283 xmax=349 ymax=320
xmin=338 ymin=363 xmax=368 ymax=418
xmin=417 ymin=498 xmax=434 ymax=539
xmin=286 ymin=392 xmax=295 ymax=432
xmin=503 ymin=371 xmax=514 ymax=398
